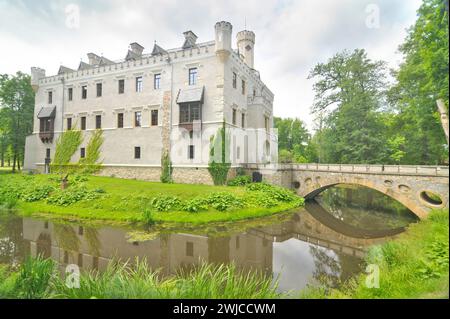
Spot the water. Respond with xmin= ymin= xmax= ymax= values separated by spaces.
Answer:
xmin=0 ymin=185 xmax=418 ymax=293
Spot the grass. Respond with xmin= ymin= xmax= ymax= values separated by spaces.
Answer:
xmin=301 ymin=209 xmax=449 ymax=299
xmin=0 ymin=257 xmax=282 ymax=299
xmin=0 ymin=173 xmax=303 ymax=225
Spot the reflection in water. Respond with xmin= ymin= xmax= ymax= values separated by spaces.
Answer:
xmin=0 ymin=185 xmax=419 ymax=293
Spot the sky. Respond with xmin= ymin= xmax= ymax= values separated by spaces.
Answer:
xmin=0 ymin=0 xmax=422 ymax=131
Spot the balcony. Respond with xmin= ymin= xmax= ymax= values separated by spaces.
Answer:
xmin=39 ymin=131 xmax=54 ymax=143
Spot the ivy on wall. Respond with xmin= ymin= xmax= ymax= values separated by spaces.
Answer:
xmin=51 ymin=128 xmax=83 ymax=176
xmin=79 ymin=129 xmax=104 ymax=173
xmin=160 ymin=151 xmax=172 ymax=183
xmin=208 ymin=122 xmax=231 ymax=185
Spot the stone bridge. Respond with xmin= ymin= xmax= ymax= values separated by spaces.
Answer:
xmin=244 ymin=163 xmax=449 ymax=219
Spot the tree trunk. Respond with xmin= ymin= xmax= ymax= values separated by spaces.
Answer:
xmin=12 ymin=153 xmax=16 ymax=173
xmin=436 ymin=99 xmax=449 ymax=146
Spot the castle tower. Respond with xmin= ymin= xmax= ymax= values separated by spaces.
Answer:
xmin=30 ymin=67 xmax=45 ymax=93
xmin=215 ymin=21 xmax=232 ymax=61
xmin=236 ymin=30 xmax=255 ymax=69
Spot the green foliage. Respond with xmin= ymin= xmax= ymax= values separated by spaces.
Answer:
xmin=0 ymin=258 xmax=281 ymax=299
xmin=20 ymin=184 xmax=55 ymax=202
xmin=160 ymin=152 xmax=172 ymax=183
xmin=150 ymin=195 xmax=182 ymax=212
xmin=79 ymin=129 xmax=103 ymax=173
xmin=208 ymin=123 xmax=231 ymax=185
xmin=181 ymin=197 xmax=209 ymax=213
xmin=0 ymin=72 xmax=35 ymax=172
xmin=227 ymin=175 xmax=252 ymax=186
xmin=51 ymin=129 xmax=83 ymax=175
xmin=46 ymin=185 xmax=103 ymax=206
xmin=142 ymin=208 xmax=155 ymax=225
xmin=14 ymin=256 xmax=55 ymax=299
xmin=204 ymin=192 xmax=244 ymax=211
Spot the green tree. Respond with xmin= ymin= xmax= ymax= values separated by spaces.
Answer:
xmin=388 ymin=0 xmax=448 ymax=164
xmin=308 ymin=49 xmax=390 ymax=164
xmin=274 ymin=117 xmax=314 ymax=162
xmin=0 ymin=72 xmax=35 ymax=172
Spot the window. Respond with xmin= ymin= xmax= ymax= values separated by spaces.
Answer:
xmin=188 ymin=145 xmax=195 ymax=159
xmin=67 ymin=118 xmax=72 ymax=130
xmin=232 ymin=72 xmax=237 ymax=89
xmin=241 ymin=80 xmax=246 ymax=95
xmin=232 ymin=109 xmax=237 ymax=125
xmin=237 ymin=146 xmax=240 ymax=160
xmin=186 ymin=242 xmax=194 ymax=257
xmin=96 ymin=83 xmax=102 ymax=97
xmin=253 ymin=88 xmax=256 ymax=97
xmin=154 ymin=73 xmax=161 ymax=89
xmin=81 ymin=116 xmax=86 ymax=130
xmin=39 ymin=118 xmax=53 ymax=132
xmin=78 ymin=253 xmax=83 ymax=267
xmin=68 ymin=88 xmax=73 ymax=101
xmin=46 ymin=148 xmax=51 ymax=159
xmin=95 ymin=115 xmax=102 ymax=129
xmin=48 ymin=91 xmax=53 ymax=104
xmin=81 ymin=85 xmax=87 ymax=99
xmin=134 ymin=146 xmax=141 ymax=159
xmin=242 ymin=113 xmax=245 ymax=128
xmin=188 ymin=68 xmax=197 ymax=86
xmin=151 ymin=110 xmax=158 ymax=126
xmin=136 ymin=76 xmax=143 ymax=92
xmin=264 ymin=116 xmax=269 ymax=132
xmin=134 ymin=111 xmax=142 ymax=127
xmin=118 ymin=79 xmax=125 ymax=94
xmin=179 ymin=103 xmax=201 ymax=123
xmin=80 ymin=148 xmax=85 ymax=158
xmin=117 ymin=113 xmax=124 ymax=128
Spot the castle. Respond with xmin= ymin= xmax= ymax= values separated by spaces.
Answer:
xmin=24 ymin=21 xmax=278 ymax=184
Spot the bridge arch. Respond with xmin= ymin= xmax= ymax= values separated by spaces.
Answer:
xmin=296 ymin=174 xmax=448 ymax=220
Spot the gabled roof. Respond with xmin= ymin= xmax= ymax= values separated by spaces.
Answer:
xmin=176 ymin=86 xmax=204 ymax=104
xmin=78 ymin=61 xmax=92 ymax=71
xmin=99 ymin=56 xmax=114 ymax=65
xmin=58 ymin=65 xmax=74 ymax=74
xmin=151 ymin=43 xmax=168 ymax=56
xmin=37 ymin=106 xmax=56 ymax=118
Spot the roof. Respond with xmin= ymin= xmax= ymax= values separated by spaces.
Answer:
xmin=37 ymin=106 xmax=56 ymax=118
xmin=176 ymin=86 xmax=204 ymax=104
xmin=151 ymin=43 xmax=168 ymax=56
xmin=78 ymin=61 xmax=92 ymax=71
xmin=58 ymin=65 xmax=74 ymax=74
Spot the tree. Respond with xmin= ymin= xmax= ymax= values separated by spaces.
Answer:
xmin=0 ymin=72 xmax=35 ymax=172
xmin=308 ymin=49 xmax=390 ymax=164
xmin=388 ymin=0 xmax=448 ymax=164
xmin=274 ymin=117 xmax=314 ymax=162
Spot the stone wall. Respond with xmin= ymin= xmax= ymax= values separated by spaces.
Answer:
xmin=96 ymin=165 xmax=161 ymax=181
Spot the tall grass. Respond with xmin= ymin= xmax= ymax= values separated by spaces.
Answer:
xmin=0 ymin=258 xmax=282 ymax=299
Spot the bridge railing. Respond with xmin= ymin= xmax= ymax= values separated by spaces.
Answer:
xmin=244 ymin=163 xmax=449 ymax=176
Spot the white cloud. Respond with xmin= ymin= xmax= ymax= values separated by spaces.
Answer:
xmin=0 ymin=0 xmax=421 ymax=130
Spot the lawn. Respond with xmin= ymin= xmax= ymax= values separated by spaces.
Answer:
xmin=0 ymin=172 xmax=303 ymax=225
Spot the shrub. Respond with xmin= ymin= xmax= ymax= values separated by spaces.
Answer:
xmin=142 ymin=208 xmax=155 ymax=225
xmin=227 ymin=175 xmax=252 ymax=186
xmin=150 ymin=195 xmax=181 ymax=212
xmin=205 ymin=192 xmax=243 ymax=211
xmin=46 ymin=185 xmax=103 ymax=206
xmin=208 ymin=162 xmax=231 ymax=186
xmin=181 ymin=197 xmax=209 ymax=213
xmin=20 ymin=184 xmax=55 ymax=202
xmin=160 ymin=152 xmax=173 ymax=183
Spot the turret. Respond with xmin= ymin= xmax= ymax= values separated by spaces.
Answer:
xmin=215 ymin=21 xmax=232 ymax=60
xmin=236 ymin=30 xmax=255 ymax=69
xmin=30 ymin=67 xmax=45 ymax=92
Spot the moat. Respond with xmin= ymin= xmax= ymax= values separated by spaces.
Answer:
xmin=0 ymin=185 xmax=418 ymax=293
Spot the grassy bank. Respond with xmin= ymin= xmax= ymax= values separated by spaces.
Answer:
xmin=302 ymin=209 xmax=449 ymax=299
xmin=0 ymin=173 xmax=303 ymax=225
xmin=0 ymin=258 xmax=282 ymax=299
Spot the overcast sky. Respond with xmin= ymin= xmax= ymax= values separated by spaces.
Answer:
xmin=0 ymin=0 xmax=422 ymax=130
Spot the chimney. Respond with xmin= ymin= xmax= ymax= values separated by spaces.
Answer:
xmin=236 ymin=30 xmax=255 ymax=69
xmin=182 ymin=30 xmax=198 ymax=49
xmin=87 ymin=53 xmax=102 ymax=65
xmin=129 ymin=42 xmax=144 ymax=57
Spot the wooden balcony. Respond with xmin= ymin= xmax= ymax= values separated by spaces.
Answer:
xmin=39 ymin=131 xmax=54 ymax=143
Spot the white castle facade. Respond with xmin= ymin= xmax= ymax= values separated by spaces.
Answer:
xmin=24 ymin=21 xmax=278 ymax=184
